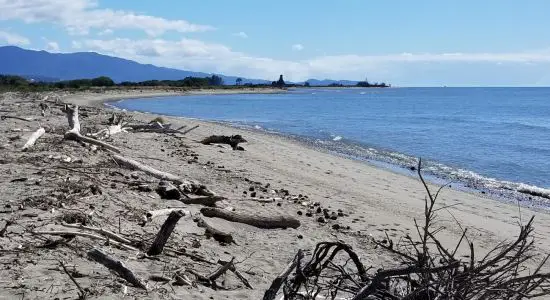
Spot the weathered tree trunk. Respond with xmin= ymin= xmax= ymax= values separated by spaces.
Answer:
xmin=200 ymin=208 xmax=300 ymax=229
xmin=196 ymin=217 xmax=234 ymax=244
xmin=63 ymin=105 xmax=121 ymax=153
xmin=145 ymin=208 xmax=189 ymax=223
xmin=112 ymin=154 xmax=215 ymax=195
xmin=22 ymin=127 xmax=45 ymax=151
xmin=87 ymin=248 xmax=147 ymax=289
xmin=147 ymin=210 xmax=185 ymax=255
xmin=180 ymin=196 xmax=225 ymax=207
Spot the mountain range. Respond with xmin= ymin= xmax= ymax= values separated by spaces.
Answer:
xmin=0 ymin=46 xmax=358 ymax=86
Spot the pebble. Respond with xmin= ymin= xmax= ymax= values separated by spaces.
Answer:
xmin=305 ymin=211 xmax=313 ymax=217
xmin=332 ymin=224 xmax=340 ymax=230
xmin=297 ymin=234 xmax=303 ymax=239
xmin=249 ymin=187 xmax=255 ymax=192
xmin=297 ymin=211 xmax=303 ymax=215
xmin=250 ymin=192 xmax=257 ymax=198
xmin=317 ymin=217 xmax=326 ymax=223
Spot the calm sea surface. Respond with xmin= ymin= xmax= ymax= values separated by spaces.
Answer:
xmin=112 ymin=87 xmax=550 ymax=204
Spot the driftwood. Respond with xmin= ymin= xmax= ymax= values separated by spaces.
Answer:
xmin=201 ymin=135 xmax=247 ymax=150
xmin=263 ymin=250 xmax=304 ymax=300
xmin=22 ymin=127 xmax=45 ymax=151
xmin=61 ymin=223 xmax=134 ymax=245
xmin=217 ymin=259 xmax=253 ymax=289
xmin=196 ymin=217 xmax=234 ymax=244
xmin=180 ymin=196 xmax=225 ymax=207
xmin=147 ymin=210 xmax=185 ymax=255
xmin=87 ymin=248 xmax=147 ymax=289
xmin=200 ymin=207 xmax=300 ymax=229
xmin=112 ymin=154 xmax=215 ymax=196
xmin=1 ymin=115 xmax=32 ymax=122
xmin=33 ymin=230 xmax=137 ymax=251
xmin=63 ymin=105 xmax=121 ymax=153
xmin=145 ymin=208 xmax=189 ymax=223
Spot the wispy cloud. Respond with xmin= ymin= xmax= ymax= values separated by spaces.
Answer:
xmin=46 ymin=41 xmax=60 ymax=52
xmin=292 ymin=44 xmax=304 ymax=51
xmin=0 ymin=0 xmax=214 ymax=36
xmin=232 ymin=31 xmax=248 ymax=38
xmin=0 ymin=30 xmax=30 ymax=46
xmin=77 ymin=37 xmax=550 ymax=83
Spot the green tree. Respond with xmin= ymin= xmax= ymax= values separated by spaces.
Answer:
xmin=91 ymin=76 xmax=115 ymax=87
xmin=304 ymin=81 xmax=310 ymax=87
xmin=236 ymin=78 xmax=243 ymax=86
xmin=208 ymin=75 xmax=224 ymax=86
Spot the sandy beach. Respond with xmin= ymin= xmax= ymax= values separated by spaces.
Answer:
xmin=1 ymin=89 xmax=549 ymax=299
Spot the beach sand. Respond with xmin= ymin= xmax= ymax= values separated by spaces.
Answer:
xmin=1 ymin=89 xmax=549 ymax=299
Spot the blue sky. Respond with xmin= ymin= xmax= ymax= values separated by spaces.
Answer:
xmin=1 ymin=0 xmax=550 ymax=86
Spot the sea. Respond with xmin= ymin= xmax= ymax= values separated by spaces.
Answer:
xmin=111 ymin=87 xmax=550 ymax=207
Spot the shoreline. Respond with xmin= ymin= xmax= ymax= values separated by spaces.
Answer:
xmin=102 ymin=90 xmax=550 ymax=211
xmin=58 ymin=87 xmax=286 ymax=107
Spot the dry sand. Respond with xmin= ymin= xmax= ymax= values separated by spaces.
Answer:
xmin=1 ymin=89 xmax=549 ymax=299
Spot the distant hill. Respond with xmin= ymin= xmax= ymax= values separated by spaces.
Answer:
xmin=0 ymin=46 xmax=269 ymax=85
xmin=0 ymin=46 xmax=368 ymax=86
xmin=303 ymin=79 xmax=359 ymax=86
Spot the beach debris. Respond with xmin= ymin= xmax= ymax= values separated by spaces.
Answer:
xmin=196 ymin=217 xmax=235 ymax=244
xmin=147 ymin=210 xmax=186 ymax=255
xmin=63 ymin=104 xmax=121 ymax=153
xmin=201 ymin=207 xmax=300 ymax=229
xmin=22 ymin=127 xmax=45 ymax=151
xmin=201 ymin=134 xmax=247 ymax=150
xmin=156 ymin=181 xmax=181 ymax=200
xmin=145 ymin=208 xmax=189 ymax=223
xmin=87 ymin=248 xmax=147 ymax=290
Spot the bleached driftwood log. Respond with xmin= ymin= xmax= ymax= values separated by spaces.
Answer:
xmin=180 ymin=196 xmax=225 ymax=207
xmin=147 ymin=210 xmax=185 ymax=255
xmin=112 ymin=154 xmax=215 ymax=195
xmin=63 ymin=105 xmax=121 ymax=153
xmin=196 ymin=217 xmax=234 ymax=244
xmin=88 ymin=248 xmax=147 ymax=289
xmin=90 ymin=124 xmax=128 ymax=139
xmin=200 ymin=208 xmax=301 ymax=229
xmin=145 ymin=208 xmax=189 ymax=223
xmin=22 ymin=127 xmax=45 ymax=151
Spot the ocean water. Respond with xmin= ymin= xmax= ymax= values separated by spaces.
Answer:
xmin=112 ymin=87 xmax=550 ymax=204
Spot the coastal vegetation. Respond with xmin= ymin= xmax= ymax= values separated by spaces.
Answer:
xmin=0 ymin=73 xmax=390 ymax=91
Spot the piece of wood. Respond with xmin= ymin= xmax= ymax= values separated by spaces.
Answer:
xmin=180 ymin=196 xmax=225 ymax=207
xmin=63 ymin=105 xmax=121 ymax=153
xmin=181 ymin=125 xmax=199 ymax=135
xmin=61 ymin=223 xmax=134 ymax=245
xmin=112 ymin=154 xmax=214 ymax=195
xmin=87 ymin=248 xmax=147 ymax=289
xmin=22 ymin=127 xmax=45 ymax=151
xmin=145 ymin=208 xmax=189 ymax=223
xmin=147 ymin=210 xmax=185 ymax=255
xmin=201 ymin=208 xmax=300 ymax=229
xmin=263 ymin=250 xmax=304 ymax=300
xmin=217 ymin=259 xmax=253 ymax=289
xmin=196 ymin=217 xmax=234 ymax=244
xmin=208 ymin=257 xmax=234 ymax=282
xmin=1 ymin=115 xmax=33 ymax=122
xmin=33 ymin=230 xmax=137 ymax=251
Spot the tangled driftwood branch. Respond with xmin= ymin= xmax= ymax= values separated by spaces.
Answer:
xmin=264 ymin=159 xmax=550 ymax=300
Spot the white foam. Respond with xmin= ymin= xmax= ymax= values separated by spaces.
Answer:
xmin=332 ymin=136 xmax=342 ymax=141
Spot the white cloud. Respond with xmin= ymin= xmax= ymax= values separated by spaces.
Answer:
xmin=46 ymin=41 xmax=60 ymax=52
xmin=77 ymin=37 xmax=550 ymax=83
xmin=292 ymin=44 xmax=304 ymax=51
xmin=98 ymin=29 xmax=113 ymax=36
xmin=0 ymin=0 xmax=214 ymax=36
xmin=232 ymin=31 xmax=248 ymax=38
xmin=0 ymin=30 xmax=30 ymax=46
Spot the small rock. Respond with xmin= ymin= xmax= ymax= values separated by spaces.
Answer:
xmin=297 ymin=211 xmax=303 ymax=216
xmin=316 ymin=207 xmax=322 ymax=214
xmin=250 ymin=191 xmax=257 ymax=198
xmin=317 ymin=217 xmax=326 ymax=223
xmin=249 ymin=187 xmax=255 ymax=192
xmin=130 ymin=172 xmax=139 ymax=180
xmin=332 ymin=224 xmax=340 ymax=230
xmin=138 ymin=184 xmax=152 ymax=192
xmin=297 ymin=234 xmax=303 ymax=239
xmin=305 ymin=211 xmax=313 ymax=217
xmin=276 ymin=202 xmax=282 ymax=207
